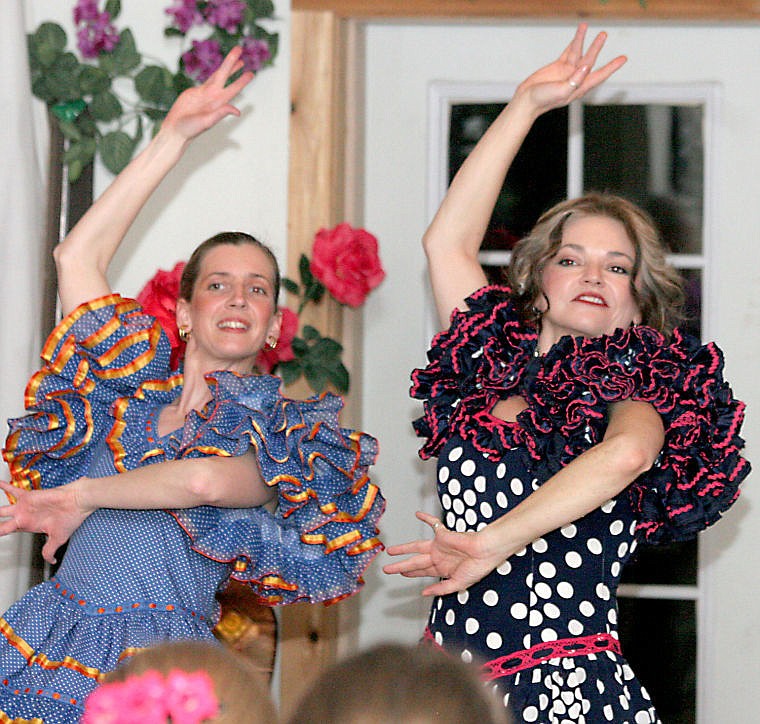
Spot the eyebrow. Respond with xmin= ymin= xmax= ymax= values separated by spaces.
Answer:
xmin=560 ymin=243 xmax=635 ymax=264
xmin=204 ymin=271 xmax=273 ymax=283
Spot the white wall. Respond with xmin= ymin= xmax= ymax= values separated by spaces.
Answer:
xmin=24 ymin=0 xmax=291 ymax=298
xmin=360 ymin=21 xmax=759 ymax=722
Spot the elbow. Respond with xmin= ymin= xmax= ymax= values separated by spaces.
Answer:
xmin=185 ymin=461 xmax=220 ymax=505
xmin=608 ymin=431 xmax=662 ymax=479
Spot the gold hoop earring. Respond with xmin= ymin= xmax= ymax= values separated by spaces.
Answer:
xmin=266 ymin=338 xmax=278 ymax=350
xmin=178 ymin=326 xmax=191 ymax=342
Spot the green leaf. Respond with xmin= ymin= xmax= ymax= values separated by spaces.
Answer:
xmin=173 ymin=71 xmax=194 ymax=96
xmin=51 ymin=100 xmax=87 ymax=124
xmin=298 ymin=254 xmax=313 ymax=286
xmin=43 ymin=52 xmax=82 ymax=101
xmin=277 ymin=360 xmax=303 ymax=386
xmin=29 ymin=22 xmax=67 ymax=68
xmin=63 ymin=137 xmax=96 ymax=165
xmin=89 ymin=90 xmax=122 ymax=122
xmin=105 ymin=0 xmax=121 ymax=19
xmin=67 ymin=158 xmax=84 ymax=184
xmin=99 ymin=130 xmax=136 ymax=174
xmin=246 ymin=0 xmax=276 ymax=19
xmin=135 ymin=65 xmax=176 ymax=106
xmin=99 ymin=28 xmax=140 ymax=75
xmin=78 ymin=66 xmax=111 ymax=95
xmin=281 ymin=277 xmax=300 ymax=296
xmin=303 ymin=365 xmax=327 ymax=394
xmin=302 ymin=325 xmax=320 ymax=342
xmin=328 ymin=362 xmax=349 ymax=393
xmin=57 ymin=119 xmax=83 ymax=142
xmin=144 ymin=108 xmax=168 ymax=122
xmin=164 ymin=27 xmax=185 ymax=38
xmin=291 ymin=337 xmax=309 ymax=357
xmin=312 ymin=336 xmax=343 ymax=357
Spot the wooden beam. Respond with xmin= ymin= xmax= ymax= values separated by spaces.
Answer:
xmin=292 ymin=0 xmax=760 ymax=20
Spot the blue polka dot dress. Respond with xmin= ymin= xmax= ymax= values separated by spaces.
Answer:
xmin=0 ymin=295 xmax=384 ymax=723
xmin=411 ymin=286 xmax=749 ymax=724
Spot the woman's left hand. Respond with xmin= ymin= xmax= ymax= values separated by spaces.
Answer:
xmin=383 ymin=511 xmax=508 ymax=596
xmin=0 ymin=480 xmax=90 ymax=564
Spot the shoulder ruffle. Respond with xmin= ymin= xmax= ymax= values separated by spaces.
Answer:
xmin=3 ymin=294 xmax=174 ymax=490
xmin=410 ymin=285 xmax=536 ymax=459
xmin=410 ymin=285 xmax=749 ymax=544
xmin=157 ymin=373 xmax=384 ymax=605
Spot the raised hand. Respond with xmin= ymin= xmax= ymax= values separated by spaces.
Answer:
xmin=162 ymin=45 xmax=255 ymax=142
xmin=513 ymin=23 xmax=627 ymax=117
xmin=0 ymin=480 xmax=91 ymax=564
xmin=383 ymin=511 xmax=509 ymax=597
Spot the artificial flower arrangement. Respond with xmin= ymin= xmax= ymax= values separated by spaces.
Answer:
xmin=27 ymin=0 xmax=278 ymax=182
xmin=138 ymin=223 xmax=385 ymax=394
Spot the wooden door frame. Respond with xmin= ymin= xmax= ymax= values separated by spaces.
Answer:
xmin=282 ymin=0 xmax=757 ymax=714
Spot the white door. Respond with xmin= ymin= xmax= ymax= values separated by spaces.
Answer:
xmin=359 ymin=21 xmax=759 ymax=723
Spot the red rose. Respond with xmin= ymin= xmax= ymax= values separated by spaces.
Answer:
xmin=137 ymin=261 xmax=186 ymax=370
xmin=256 ymin=307 xmax=298 ymax=374
xmin=310 ymin=223 xmax=385 ymax=307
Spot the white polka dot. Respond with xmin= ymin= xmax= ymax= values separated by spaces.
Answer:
xmin=463 ymin=489 xmax=476 ymax=506
xmin=438 ymin=466 xmax=450 ymax=483
xmin=464 ymin=509 xmax=477 ymax=526
xmin=486 ymin=632 xmax=503 ymax=650
xmin=596 ymin=583 xmax=611 ymax=601
xmin=457 ymin=590 xmax=469 ymax=605
xmin=566 ymin=551 xmax=583 ymax=568
xmin=568 ymin=619 xmax=584 ymax=635
xmin=495 ymin=463 xmax=507 ymax=478
xmin=496 ymin=560 xmax=512 ymax=576
xmin=611 ymin=561 xmax=621 ymax=577
xmin=515 ymin=546 xmax=527 ymax=557
xmin=434 ymin=631 xmax=443 ymax=645
xmin=618 ymin=542 xmax=629 ymax=558
xmin=529 ymin=592 xmax=538 ymax=607
xmin=579 ymin=601 xmax=595 ymax=617
xmin=480 ymin=501 xmax=493 ymax=519
xmin=529 ymin=610 xmax=544 ymax=626
xmin=538 ymin=562 xmax=556 ymax=578
xmin=561 ymin=523 xmax=578 ymax=538
xmin=448 ymin=478 xmax=461 ymax=496
xmin=440 ymin=493 xmax=452 ymax=510
xmin=474 ymin=475 xmax=487 ymax=492
xmin=465 ymin=617 xmax=480 ymax=634
xmin=455 ymin=519 xmax=467 ymax=532
xmin=535 ymin=582 xmax=552 ymax=600
xmin=604 ymin=704 xmax=614 ymax=720
xmin=453 ymin=498 xmax=465 ymax=515
xmin=448 ymin=446 xmax=463 ymax=462
xmin=476 ymin=522 xmax=487 ymax=531
xmin=630 ymin=539 xmax=638 ymax=554
xmin=436 ymin=598 xmax=443 ymax=610
xmin=635 ymin=712 xmax=652 ymax=723
xmin=510 ymin=477 xmax=524 ymax=495
xmin=460 ymin=459 xmax=476 ymax=477
xmin=557 ymin=581 xmax=574 ymax=599
xmin=525 ymin=574 xmax=534 ymax=587
xmin=445 ymin=512 xmax=456 ymax=528
xmin=461 ymin=649 xmax=473 ymax=664
xmin=532 ymin=538 xmax=548 ymax=553
xmin=523 ymin=706 xmax=539 ymax=722
xmin=587 ymin=538 xmax=602 ymax=555
xmin=601 ymin=500 xmax=615 ymax=514
xmin=495 ymin=492 xmax=509 ymax=509
xmin=543 ymin=602 xmax=561 ymax=619
xmin=510 ymin=602 xmax=528 ymax=620
xmin=445 ymin=609 xmax=455 ymax=625
xmin=541 ymin=628 xmax=557 ymax=642
xmin=610 ymin=519 xmax=624 ymax=535
xmin=531 ymin=478 xmax=540 ymax=491
xmin=483 ymin=590 xmax=499 ymax=607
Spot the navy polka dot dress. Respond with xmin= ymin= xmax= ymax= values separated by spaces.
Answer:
xmin=0 ymin=295 xmax=384 ymax=723
xmin=411 ymin=286 xmax=749 ymax=724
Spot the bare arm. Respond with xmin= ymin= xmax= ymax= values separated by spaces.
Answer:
xmin=424 ymin=24 xmax=626 ymax=328
xmin=384 ymin=399 xmax=664 ymax=595
xmin=54 ymin=48 xmax=253 ymax=315
xmin=0 ymin=452 xmax=274 ymax=563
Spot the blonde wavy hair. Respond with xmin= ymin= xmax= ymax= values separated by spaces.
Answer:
xmin=506 ymin=193 xmax=685 ymax=336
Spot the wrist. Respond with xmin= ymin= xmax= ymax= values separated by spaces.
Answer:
xmin=70 ymin=478 xmax=96 ymax=517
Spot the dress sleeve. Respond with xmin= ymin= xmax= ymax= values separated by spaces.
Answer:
xmin=410 ymin=285 xmax=536 ymax=459
xmin=2 ymin=294 xmax=173 ymax=490
xmin=520 ymin=326 xmax=751 ymax=544
xmin=166 ymin=372 xmax=385 ymax=605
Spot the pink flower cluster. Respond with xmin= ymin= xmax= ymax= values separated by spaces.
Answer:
xmin=82 ymin=669 xmax=219 ymax=724
xmin=166 ymin=0 xmax=272 ymax=82
xmin=74 ymin=0 xmax=120 ymax=59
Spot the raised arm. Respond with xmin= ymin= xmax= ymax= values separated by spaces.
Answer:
xmin=54 ymin=47 xmax=254 ymax=315
xmin=424 ymin=24 xmax=626 ymax=328
xmin=384 ymin=399 xmax=663 ymax=595
xmin=0 ymin=452 xmax=274 ymax=563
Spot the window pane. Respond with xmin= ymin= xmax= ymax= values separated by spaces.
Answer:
xmin=680 ymin=267 xmax=702 ymax=339
xmin=583 ymin=104 xmax=703 ymax=254
xmin=621 ymin=539 xmax=698 ymax=586
xmin=449 ymin=104 xmax=568 ymax=248
xmin=618 ymin=598 xmax=696 ymax=723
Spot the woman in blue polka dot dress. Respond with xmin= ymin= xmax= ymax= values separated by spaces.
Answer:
xmin=0 ymin=48 xmax=383 ymax=723
xmin=384 ymin=26 xmax=749 ymax=723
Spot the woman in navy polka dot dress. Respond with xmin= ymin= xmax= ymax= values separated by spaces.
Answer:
xmin=0 ymin=48 xmax=383 ymax=723
xmin=385 ymin=26 xmax=749 ymax=723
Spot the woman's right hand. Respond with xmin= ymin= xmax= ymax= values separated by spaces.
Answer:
xmin=511 ymin=23 xmax=627 ymax=120
xmin=0 ymin=480 xmax=91 ymax=564
xmin=161 ymin=45 xmax=254 ymax=143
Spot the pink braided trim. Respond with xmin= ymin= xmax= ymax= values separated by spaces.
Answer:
xmin=423 ymin=628 xmax=622 ymax=682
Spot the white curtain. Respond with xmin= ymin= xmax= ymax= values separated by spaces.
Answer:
xmin=0 ymin=1 xmax=45 ymax=611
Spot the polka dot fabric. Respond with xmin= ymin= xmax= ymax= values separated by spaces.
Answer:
xmin=427 ymin=436 xmax=658 ymax=723
xmin=1 ymin=296 xmax=384 ymax=722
